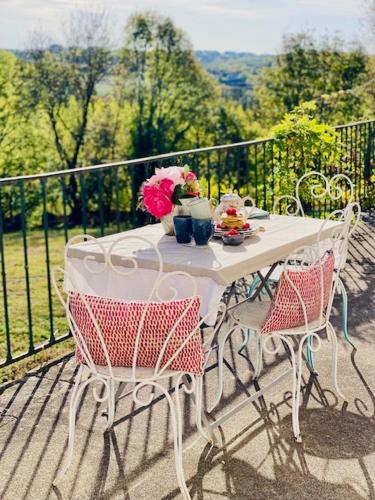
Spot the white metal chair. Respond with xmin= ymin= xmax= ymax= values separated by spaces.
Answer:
xmin=210 ymin=207 xmax=353 ymax=442
xmin=242 ymin=173 xmax=361 ymax=360
xmin=296 ymin=172 xmax=361 ymax=350
xmin=52 ymin=234 xmax=224 ymax=500
xmin=237 ymin=194 xmax=304 ymax=354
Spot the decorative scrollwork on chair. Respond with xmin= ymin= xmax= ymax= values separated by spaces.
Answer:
xmin=53 ymin=233 xmax=223 ymax=499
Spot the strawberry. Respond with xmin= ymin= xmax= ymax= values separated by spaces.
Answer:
xmin=216 ymin=223 xmax=222 ymax=229
xmin=226 ymin=208 xmax=237 ymax=216
xmin=226 ymin=229 xmax=239 ymax=236
xmin=243 ymin=222 xmax=250 ymax=229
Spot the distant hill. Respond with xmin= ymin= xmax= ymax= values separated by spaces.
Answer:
xmin=195 ymin=51 xmax=275 ymax=100
xmin=5 ymin=47 xmax=275 ymax=101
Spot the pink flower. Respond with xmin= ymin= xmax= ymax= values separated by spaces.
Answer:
xmin=185 ymin=171 xmax=197 ymax=183
xmin=159 ymin=178 xmax=175 ymax=196
xmin=148 ymin=166 xmax=185 ymax=187
xmin=142 ymin=183 xmax=173 ymax=218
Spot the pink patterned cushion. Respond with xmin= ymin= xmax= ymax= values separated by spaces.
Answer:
xmin=68 ymin=293 xmax=203 ymax=374
xmin=261 ymin=251 xmax=334 ymax=334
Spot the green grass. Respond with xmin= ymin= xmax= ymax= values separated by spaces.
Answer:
xmin=0 ymin=225 xmax=123 ymax=383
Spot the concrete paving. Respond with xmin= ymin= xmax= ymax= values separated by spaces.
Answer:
xmin=0 ymin=213 xmax=374 ymax=500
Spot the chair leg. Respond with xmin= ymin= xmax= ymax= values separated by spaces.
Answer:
xmin=238 ymin=329 xmax=251 ymax=354
xmin=339 ymin=281 xmax=356 ymax=349
xmin=101 ymin=381 xmax=127 ymax=428
xmin=103 ymin=379 xmax=116 ymax=430
xmin=306 ymin=336 xmax=316 ymax=373
xmin=239 ymin=274 xmax=275 ymax=356
xmin=326 ymin=323 xmax=347 ymax=401
xmin=292 ymin=333 xmax=321 ymax=442
xmin=292 ymin=336 xmax=307 ymax=443
xmin=248 ymin=274 xmax=261 ymax=297
xmin=168 ymin=381 xmax=191 ymax=499
xmin=253 ymin=332 xmax=263 ymax=379
xmin=194 ymin=376 xmax=218 ymax=445
xmin=237 ymin=275 xmax=260 ymax=355
xmin=265 ymin=333 xmax=299 ymax=441
xmin=208 ymin=324 xmax=238 ymax=413
xmin=56 ymin=366 xmax=86 ymax=479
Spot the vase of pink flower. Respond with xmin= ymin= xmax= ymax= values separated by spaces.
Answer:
xmin=139 ymin=165 xmax=200 ymax=235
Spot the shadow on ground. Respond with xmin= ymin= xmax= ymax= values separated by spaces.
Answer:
xmin=0 ymin=215 xmax=374 ymax=499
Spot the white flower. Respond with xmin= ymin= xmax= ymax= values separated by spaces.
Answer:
xmin=148 ymin=166 xmax=185 ymax=186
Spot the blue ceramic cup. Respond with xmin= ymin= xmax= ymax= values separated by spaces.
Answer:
xmin=173 ymin=215 xmax=193 ymax=244
xmin=192 ymin=218 xmax=214 ymax=246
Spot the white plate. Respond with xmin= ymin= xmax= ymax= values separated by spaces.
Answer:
xmin=213 ymin=222 xmax=258 ymax=239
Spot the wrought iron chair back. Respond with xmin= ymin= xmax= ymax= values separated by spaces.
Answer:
xmin=296 ymin=171 xmax=354 ymax=212
xmin=273 ymin=171 xmax=355 ymax=217
xmin=53 ymin=234 xmax=217 ymax=382
xmin=52 ymin=234 xmax=226 ymax=499
xmin=272 ymin=195 xmax=304 ymax=216
xmin=277 ymin=203 xmax=352 ymax=335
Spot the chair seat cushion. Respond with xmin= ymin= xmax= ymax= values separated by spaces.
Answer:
xmin=231 ymin=301 xmax=270 ymax=330
xmin=261 ymin=251 xmax=334 ymax=334
xmin=231 ymin=300 xmax=326 ymax=335
xmin=69 ymin=293 xmax=203 ymax=374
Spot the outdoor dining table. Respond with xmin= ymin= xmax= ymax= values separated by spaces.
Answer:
xmin=65 ymin=214 xmax=342 ymax=325
xmin=64 ymin=213 xmax=345 ymax=431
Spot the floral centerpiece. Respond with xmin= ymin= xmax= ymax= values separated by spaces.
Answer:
xmin=139 ymin=165 xmax=200 ymax=234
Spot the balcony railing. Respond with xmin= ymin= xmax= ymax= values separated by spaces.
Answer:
xmin=0 ymin=119 xmax=374 ymax=368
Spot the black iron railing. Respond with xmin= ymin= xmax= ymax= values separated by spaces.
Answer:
xmin=0 ymin=119 xmax=374 ymax=368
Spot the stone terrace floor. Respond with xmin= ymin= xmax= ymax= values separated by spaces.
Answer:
xmin=0 ymin=212 xmax=374 ymax=500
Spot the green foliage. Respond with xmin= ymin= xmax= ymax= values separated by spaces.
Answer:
xmin=121 ymin=12 xmax=219 ymax=157
xmin=0 ymin=51 xmax=23 ymax=148
xmin=271 ymin=102 xmax=340 ymax=195
xmin=118 ymin=12 xmax=224 ymax=217
xmin=0 ymin=17 xmax=373 ymax=228
xmin=253 ymin=33 xmax=369 ymax=126
xmin=27 ymin=44 xmax=112 ymax=171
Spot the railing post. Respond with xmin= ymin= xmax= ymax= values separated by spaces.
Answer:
xmin=41 ymin=178 xmax=55 ymax=343
xmin=0 ymin=189 xmax=12 ymax=364
xmin=79 ymin=175 xmax=88 ymax=234
xmin=97 ymin=170 xmax=105 ymax=237
xmin=19 ymin=180 xmax=34 ymax=354
xmin=114 ymin=166 xmax=121 ymax=233
xmin=61 ymin=177 xmax=69 ymax=243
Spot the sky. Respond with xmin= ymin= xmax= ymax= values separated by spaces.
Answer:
xmin=0 ymin=0 xmax=371 ymax=53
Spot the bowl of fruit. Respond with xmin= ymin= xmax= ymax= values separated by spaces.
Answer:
xmin=222 ymin=229 xmax=245 ymax=246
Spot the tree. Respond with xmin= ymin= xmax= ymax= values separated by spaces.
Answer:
xmin=121 ymin=12 xmax=219 ymax=156
xmin=271 ymin=102 xmax=340 ymax=201
xmin=0 ymin=52 xmax=55 ymax=227
xmin=0 ymin=51 xmax=30 ymax=152
xmin=120 ymin=12 xmax=219 ymax=218
xmin=253 ymin=33 xmax=368 ymax=127
xmin=27 ymin=8 xmax=113 ymax=223
xmin=184 ymin=99 xmax=261 ymax=195
xmin=82 ymin=94 xmax=132 ymax=222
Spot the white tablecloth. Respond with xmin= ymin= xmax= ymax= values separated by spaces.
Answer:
xmin=65 ymin=216 xmax=342 ymax=326
xmin=65 ymin=258 xmax=226 ymax=326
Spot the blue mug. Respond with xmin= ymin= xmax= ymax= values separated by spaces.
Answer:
xmin=192 ymin=218 xmax=214 ymax=246
xmin=173 ymin=215 xmax=193 ymax=244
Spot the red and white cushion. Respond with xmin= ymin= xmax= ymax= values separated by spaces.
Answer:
xmin=261 ymin=251 xmax=334 ymax=334
xmin=68 ymin=293 xmax=203 ymax=374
